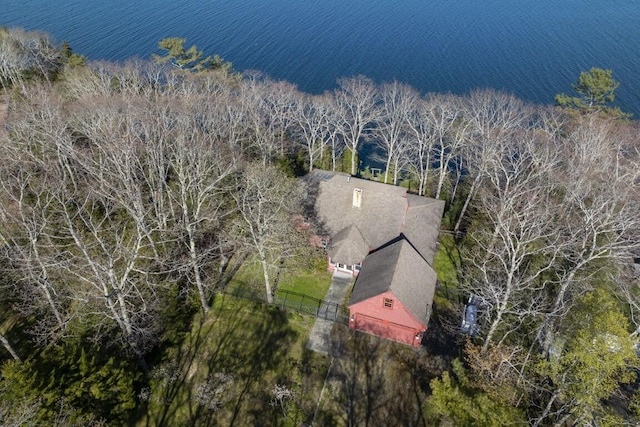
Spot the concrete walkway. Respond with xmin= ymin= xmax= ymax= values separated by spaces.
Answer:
xmin=306 ymin=271 xmax=353 ymax=354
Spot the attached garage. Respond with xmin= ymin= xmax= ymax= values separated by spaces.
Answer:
xmin=354 ymin=313 xmax=385 ymax=337
xmin=351 ymin=309 xmax=424 ymax=347
xmin=353 ymin=314 xmax=419 ymax=346
xmin=388 ymin=321 xmax=419 ymax=346
xmin=348 ymin=239 xmax=436 ymax=348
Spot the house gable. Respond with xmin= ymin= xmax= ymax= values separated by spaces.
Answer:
xmin=350 ymin=290 xmax=426 ymax=330
xmin=402 ymin=195 xmax=445 ymax=264
xmin=349 ymin=290 xmax=426 ymax=346
xmin=349 ymin=238 xmax=437 ymax=326
xmin=326 ymin=224 xmax=369 ymax=265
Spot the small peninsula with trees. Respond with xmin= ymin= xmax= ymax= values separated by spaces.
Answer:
xmin=1 ymin=28 xmax=639 ymax=426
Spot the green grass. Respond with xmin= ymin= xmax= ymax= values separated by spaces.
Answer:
xmin=138 ymin=294 xmax=329 ymax=426
xmin=137 ymin=247 xmax=439 ymax=426
xmin=433 ymin=234 xmax=462 ymax=308
xmin=277 ymin=270 xmax=332 ymax=301
xmin=226 ymin=252 xmax=333 ymax=302
xmin=225 ymin=258 xmax=264 ymax=291
xmin=434 ymin=234 xmax=461 ymax=288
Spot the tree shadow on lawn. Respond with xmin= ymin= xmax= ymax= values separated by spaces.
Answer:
xmin=145 ymin=301 xmax=224 ymax=427
xmin=215 ymin=301 xmax=299 ymax=426
xmin=146 ymin=294 xmax=301 ymax=426
xmin=421 ymin=303 xmax=463 ymax=367
xmin=316 ymin=326 xmax=437 ymax=427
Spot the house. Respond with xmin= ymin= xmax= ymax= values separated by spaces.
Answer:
xmin=349 ymin=237 xmax=438 ymax=346
xmin=304 ymin=170 xmax=444 ymax=347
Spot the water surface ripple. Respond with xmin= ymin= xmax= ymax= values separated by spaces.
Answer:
xmin=3 ymin=0 xmax=639 ymax=115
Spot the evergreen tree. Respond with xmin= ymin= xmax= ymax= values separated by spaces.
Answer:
xmin=427 ymin=359 xmax=526 ymax=426
xmin=60 ymin=41 xmax=86 ymax=67
xmin=152 ymin=37 xmax=231 ymax=73
xmin=555 ymin=67 xmax=630 ymax=118
xmin=535 ymin=288 xmax=638 ymax=425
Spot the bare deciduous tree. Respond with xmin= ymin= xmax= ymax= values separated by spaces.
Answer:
xmin=233 ymin=164 xmax=298 ymax=303
xmin=289 ymin=93 xmax=330 ymax=171
xmin=239 ymin=73 xmax=285 ymax=166
xmin=373 ymin=81 xmax=418 ymax=185
xmin=166 ymin=110 xmax=239 ymax=313
xmin=0 ymin=333 xmax=20 ymax=361
xmin=260 ymin=78 xmax=299 ymax=157
xmin=0 ymin=27 xmax=59 ymax=90
xmin=322 ymin=95 xmax=346 ymax=171
xmin=1 ymin=87 xmax=174 ymax=365
xmin=404 ymin=98 xmax=437 ymax=196
xmin=0 ymin=169 xmax=70 ymax=342
xmin=463 ymin=132 xmax=562 ymax=350
xmin=538 ymin=114 xmax=640 ymax=354
xmin=454 ymin=90 xmax=533 ymax=233
xmin=428 ymin=94 xmax=468 ymax=200
xmin=269 ymin=383 xmax=295 ymax=418
xmin=332 ymin=76 xmax=380 ymax=175
xmin=0 ymin=87 xmax=76 ymax=341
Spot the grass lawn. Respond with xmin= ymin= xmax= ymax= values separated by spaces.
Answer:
xmin=227 ymin=251 xmax=333 ymax=302
xmin=136 ymin=247 xmax=443 ymax=426
xmin=277 ymin=269 xmax=333 ymax=301
xmin=433 ymin=234 xmax=462 ymax=308
xmin=138 ymin=294 xmax=330 ymax=426
xmin=433 ymin=234 xmax=461 ymax=288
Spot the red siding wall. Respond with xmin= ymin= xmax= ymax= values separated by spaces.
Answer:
xmin=348 ymin=291 xmax=425 ymax=347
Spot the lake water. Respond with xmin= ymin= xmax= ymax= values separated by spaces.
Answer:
xmin=3 ymin=0 xmax=640 ymax=116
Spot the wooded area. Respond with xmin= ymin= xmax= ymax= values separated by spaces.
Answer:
xmin=1 ymin=28 xmax=640 ymax=426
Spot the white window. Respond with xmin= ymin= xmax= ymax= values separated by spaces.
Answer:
xmin=383 ymin=298 xmax=393 ymax=309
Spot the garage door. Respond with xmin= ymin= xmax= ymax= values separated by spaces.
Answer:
xmin=355 ymin=313 xmax=386 ymax=336
xmin=388 ymin=321 xmax=417 ymax=345
xmin=354 ymin=314 xmax=416 ymax=345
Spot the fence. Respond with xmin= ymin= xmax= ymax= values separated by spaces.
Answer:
xmin=225 ymin=286 xmax=348 ymax=324
xmin=274 ymin=289 xmax=349 ymax=324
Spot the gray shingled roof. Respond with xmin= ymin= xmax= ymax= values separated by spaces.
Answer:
xmin=312 ymin=172 xmax=406 ymax=251
xmin=349 ymin=238 xmax=437 ymax=325
xmin=327 ymin=224 xmax=369 ymax=265
xmin=401 ymin=194 xmax=445 ymax=264
xmin=308 ymin=170 xmax=444 ymax=264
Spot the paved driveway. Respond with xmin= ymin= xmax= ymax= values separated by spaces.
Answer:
xmin=306 ymin=271 xmax=353 ymax=354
